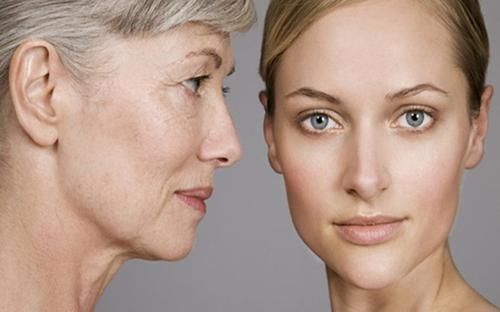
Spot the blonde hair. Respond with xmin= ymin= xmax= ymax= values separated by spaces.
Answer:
xmin=259 ymin=0 xmax=489 ymax=117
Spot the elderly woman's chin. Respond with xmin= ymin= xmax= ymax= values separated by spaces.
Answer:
xmin=132 ymin=227 xmax=200 ymax=262
xmin=140 ymin=238 xmax=198 ymax=262
xmin=77 ymin=196 xmax=207 ymax=262
xmin=116 ymin=212 xmax=204 ymax=262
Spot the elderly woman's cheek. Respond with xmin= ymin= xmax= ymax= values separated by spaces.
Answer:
xmin=59 ymin=91 xmax=201 ymax=245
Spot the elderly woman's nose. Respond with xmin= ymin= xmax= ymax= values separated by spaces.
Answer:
xmin=198 ymin=104 xmax=242 ymax=167
xmin=341 ymin=128 xmax=391 ymax=202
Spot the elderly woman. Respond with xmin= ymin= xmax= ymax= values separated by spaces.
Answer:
xmin=259 ymin=0 xmax=498 ymax=311
xmin=0 ymin=1 xmax=255 ymax=311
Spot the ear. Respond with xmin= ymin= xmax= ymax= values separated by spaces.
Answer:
xmin=464 ymin=85 xmax=493 ymax=169
xmin=9 ymin=40 xmax=63 ymax=146
xmin=260 ymin=90 xmax=282 ymax=174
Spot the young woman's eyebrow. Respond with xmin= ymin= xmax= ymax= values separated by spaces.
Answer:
xmin=285 ymin=87 xmax=343 ymax=105
xmin=387 ymin=83 xmax=449 ymax=101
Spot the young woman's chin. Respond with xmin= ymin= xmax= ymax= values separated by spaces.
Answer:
xmin=328 ymin=262 xmax=406 ymax=291
xmin=323 ymin=249 xmax=406 ymax=290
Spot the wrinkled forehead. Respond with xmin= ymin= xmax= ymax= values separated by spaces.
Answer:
xmin=83 ymin=22 xmax=234 ymax=83
xmin=165 ymin=23 xmax=235 ymax=74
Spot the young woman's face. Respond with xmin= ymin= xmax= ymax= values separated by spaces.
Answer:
xmin=57 ymin=24 xmax=241 ymax=261
xmin=264 ymin=0 xmax=489 ymax=289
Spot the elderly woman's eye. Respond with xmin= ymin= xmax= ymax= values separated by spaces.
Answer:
xmin=395 ymin=109 xmax=434 ymax=131
xmin=300 ymin=112 xmax=341 ymax=133
xmin=183 ymin=76 xmax=209 ymax=94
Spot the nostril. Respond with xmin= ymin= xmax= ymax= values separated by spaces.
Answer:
xmin=218 ymin=157 xmax=229 ymax=164
xmin=347 ymin=189 xmax=357 ymax=196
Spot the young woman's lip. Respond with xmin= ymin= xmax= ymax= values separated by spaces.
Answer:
xmin=334 ymin=216 xmax=406 ymax=246
xmin=175 ymin=187 xmax=213 ymax=214
xmin=335 ymin=215 xmax=405 ymax=226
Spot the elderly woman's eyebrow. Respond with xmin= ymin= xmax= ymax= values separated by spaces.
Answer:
xmin=387 ymin=83 xmax=449 ymax=100
xmin=185 ymin=48 xmax=223 ymax=69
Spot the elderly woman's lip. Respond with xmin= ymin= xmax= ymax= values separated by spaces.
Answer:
xmin=175 ymin=187 xmax=213 ymax=214
xmin=175 ymin=187 xmax=213 ymax=200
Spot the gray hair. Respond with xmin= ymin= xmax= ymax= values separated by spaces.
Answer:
xmin=0 ymin=0 xmax=255 ymax=176
xmin=0 ymin=0 xmax=256 ymax=96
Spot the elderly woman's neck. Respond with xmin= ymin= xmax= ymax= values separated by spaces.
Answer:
xmin=326 ymin=244 xmax=487 ymax=312
xmin=0 ymin=173 xmax=128 ymax=312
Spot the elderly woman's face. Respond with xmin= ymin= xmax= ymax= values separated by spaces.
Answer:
xmin=58 ymin=24 xmax=240 ymax=260
xmin=266 ymin=0 xmax=486 ymax=289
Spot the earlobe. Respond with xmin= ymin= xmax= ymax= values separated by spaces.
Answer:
xmin=260 ymin=90 xmax=282 ymax=174
xmin=9 ymin=40 xmax=62 ymax=146
xmin=464 ymin=85 xmax=493 ymax=169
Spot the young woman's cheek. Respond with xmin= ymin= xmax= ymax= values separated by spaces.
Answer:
xmin=275 ymin=125 xmax=345 ymax=242
xmin=389 ymin=124 xmax=470 ymax=249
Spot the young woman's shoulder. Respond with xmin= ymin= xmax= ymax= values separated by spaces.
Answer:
xmin=461 ymin=295 xmax=499 ymax=312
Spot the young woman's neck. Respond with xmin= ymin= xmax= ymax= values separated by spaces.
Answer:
xmin=0 ymin=166 xmax=128 ymax=312
xmin=326 ymin=243 xmax=491 ymax=312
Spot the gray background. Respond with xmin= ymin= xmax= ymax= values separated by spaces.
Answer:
xmin=97 ymin=1 xmax=500 ymax=310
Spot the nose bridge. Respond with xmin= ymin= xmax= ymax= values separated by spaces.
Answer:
xmin=199 ymin=96 xmax=242 ymax=167
xmin=342 ymin=119 xmax=390 ymax=200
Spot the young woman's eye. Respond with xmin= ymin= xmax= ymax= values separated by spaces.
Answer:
xmin=395 ymin=109 xmax=434 ymax=130
xmin=300 ymin=113 xmax=340 ymax=133
xmin=182 ymin=76 xmax=208 ymax=95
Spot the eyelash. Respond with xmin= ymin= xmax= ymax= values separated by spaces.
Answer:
xmin=296 ymin=105 xmax=437 ymax=135
xmin=183 ymin=75 xmax=209 ymax=96
xmin=392 ymin=105 xmax=437 ymax=133
xmin=182 ymin=75 xmax=230 ymax=97
xmin=222 ymin=86 xmax=231 ymax=97
xmin=297 ymin=110 xmax=343 ymax=134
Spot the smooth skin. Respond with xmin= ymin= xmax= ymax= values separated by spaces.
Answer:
xmin=261 ymin=0 xmax=498 ymax=311
xmin=0 ymin=23 xmax=240 ymax=311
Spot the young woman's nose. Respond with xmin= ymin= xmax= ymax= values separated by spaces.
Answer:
xmin=341 ymin=126 xmax=391 ymax=201
xmin=198 ymin=100 xmax=242 ymax=168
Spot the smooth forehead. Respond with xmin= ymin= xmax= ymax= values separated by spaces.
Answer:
xmin=276 ymin=0 xmax=464 ymax=97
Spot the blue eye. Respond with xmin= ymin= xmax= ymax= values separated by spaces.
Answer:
xmin=310 ymin=114 xmax=329 ymax=130
xmin=300 ymin=112 xmax=340 ymax=133
xmin=406 ymin=111 xmax=425 ymax=127
xmin=395 ymin=109 xmax=434 ymax=130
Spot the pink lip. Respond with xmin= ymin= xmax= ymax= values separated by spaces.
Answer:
xmin=175 ymin=187 xmax=213 ymax=214
xmin=334 ymin=216 xmax=406 ymax=246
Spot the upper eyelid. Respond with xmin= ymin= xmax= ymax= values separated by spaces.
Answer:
xmin=297 ymin=110 xmax=344 ymax=133
xmin=391 ymin=109 xmax=435 ymax=132
xmin=183 ymin=75 xmax=231 ymax=97
xmin=395 ymin=104 xmax=437 ymax=116
xmin=183 ymin=75 xmax=210 ymax=88
xmin=296 ymin=108 xmax=342 ymax=122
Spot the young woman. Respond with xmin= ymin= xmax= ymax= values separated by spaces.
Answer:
xmin=259 ymin=0 xmax=498 ymax=310
xmin=0 ymin=1 xmax=254 ymax=311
